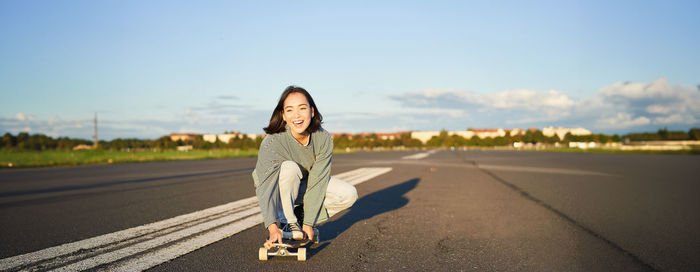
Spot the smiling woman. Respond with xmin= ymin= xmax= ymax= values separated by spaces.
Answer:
xmin=252 ymin=86 xmax=358 ymax=251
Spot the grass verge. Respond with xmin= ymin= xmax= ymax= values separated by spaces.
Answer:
xmin=0 ymin=149 xmax=258 ymax=169
xmin=514 ymin=146 xmax=700 ymax=155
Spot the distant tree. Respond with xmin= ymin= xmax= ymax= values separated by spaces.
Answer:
xmin=626 ymin=128 xmax=689 ymax=141
xmin=193 ymin=135 xmax=211 ymax=149
xmin=333 ymin=134 xmax=351 ymax=149
xmin=665 ymin=130 xmax=689 ymax=140
xmin=215 ymin=137 xmax=225 ymax=149
xmin=241 ymin=135 xmax=256 ymax=150
xmin=398 ymin=132 xmax=422 ymax=148
xmin=255 ymin=135 xmax=264 ymax=149
xmin=2 ymin=133 xmax=16 ymax=149
xmin=350 ymin=134 xmax=366 ymax=149
xmin=562 ymin=132 xmax=574 ymax=143
xmin=611 ymin=134 xmax=621 ymax=142
xmin=426 ymin=130 xmax=449 ymax=147
xmin=467 ymin=136 xmax=480 ymax=146
xmin=493 ymin=136 xmax=508 ymax=146
xmin=151 ymin=136 xmax=176 ymax=150
xmin=16 ymin=132 xmax=29 ymax=149
xmin=689 ymin=128 xmax=700 ymax=140
xmin=509 ymin=133 xmax=522 ymax=144
xmin=503 ymin=131 xmax=513 ymax=145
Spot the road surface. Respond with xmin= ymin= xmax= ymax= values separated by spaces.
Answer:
xmin=1 ymin=150 xmax=698 ymax=271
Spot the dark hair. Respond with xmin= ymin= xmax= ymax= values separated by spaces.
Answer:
xmin=263 ymin=86 xmax=323 ymax=134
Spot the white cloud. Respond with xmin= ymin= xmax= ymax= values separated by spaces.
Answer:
xmin=599 ymin=77 xmax=676 ymax=100
xmin=596 ymin=113 xmax=651 ymax=128
xmin=393 ymin=88 xmax=573 ymax=112
xmin=489 ymin=89 xmax=574 ymax=110
xmin=654 ymin=114 xmax=698 ymax=125
xmin=646 ymin=105 xmax=671 ymax=114
xmin=16 ymin=113 xmax=35 ymax=121
xmin=390 ymin=77 xmax=700 ymax=132
xmin=593 ymin=77 xmax=700 ymax=128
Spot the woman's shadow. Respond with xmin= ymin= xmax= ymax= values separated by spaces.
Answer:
xmin=311 ymin=178 xmax=420 ymax=254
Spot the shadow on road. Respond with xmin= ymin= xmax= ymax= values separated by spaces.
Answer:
xmin=319 ymin=177 xmax=420 ymax=242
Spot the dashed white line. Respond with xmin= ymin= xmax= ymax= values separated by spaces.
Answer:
xmin=402 ymin=150 xmax=438 ymax=160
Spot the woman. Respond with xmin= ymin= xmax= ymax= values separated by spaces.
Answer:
xmin=252 ymin=86 xmax=358 ymax=250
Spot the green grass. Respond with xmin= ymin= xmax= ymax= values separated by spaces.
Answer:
xmin=3 ymin=145 xmax=697 ymax=169
xmin=0 ymin=149 xmax=258 ymax=169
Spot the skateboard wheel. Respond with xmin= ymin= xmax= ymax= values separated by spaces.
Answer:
xmin=297 ymin=247 xmax=306 ymax=261
xmin=258 ymin=247 xmax=268 ymax=261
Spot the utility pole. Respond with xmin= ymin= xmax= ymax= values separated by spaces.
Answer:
xmin=93 ymin=112 xmax=99 ymax=148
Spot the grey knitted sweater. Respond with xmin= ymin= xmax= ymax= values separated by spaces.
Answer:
xmin=252 ymin=125 xmax=333 ymax=228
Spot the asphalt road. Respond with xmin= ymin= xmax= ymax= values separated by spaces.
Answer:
xmin=0 ymin=150 xmax=698 ymax=271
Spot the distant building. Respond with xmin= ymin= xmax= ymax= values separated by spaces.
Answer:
xmin=169 ymin=133 xmax=198 ymax=143
xmin=72 ymin=144 xmax=95 ymax=150
xmin=469 ymin=128 xmax=524 ymax=139
xmin=203 ymin=133 xmax=237 ymax=144
xmin=334 ymin=132 xmax=404 ymax=140
xmin=542 ymin=127 xmax=592 ymax=141
xmin=410 ymin=128 xmax=525 ymax=143
xmin=411 ymin=131 xmax=441 ymax=143
xmin=375 ymin=132 xmax=402 ymax=140
xmin=203 ymin=133 xmax=260 ymax=144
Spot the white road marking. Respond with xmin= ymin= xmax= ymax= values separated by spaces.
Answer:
xmin=0 ymin=197 xmax=258 ymax=271
xmin=401 ymin=150 xmax=437 ymax=160
xmin=56 ymin=207 xmax=261 ymax=271
xmin=106 ymin=213 xmax=263 ymax=271
xmin=333 ymin=167 xmax=393 ymax=186
xmin=0 ymin=167 xmax=392 ymax=271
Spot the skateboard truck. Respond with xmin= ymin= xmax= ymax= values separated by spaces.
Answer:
xmin=259 ymin=228 xmax=319 ymax=261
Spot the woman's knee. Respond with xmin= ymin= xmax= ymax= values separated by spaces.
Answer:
xmin=336 ymin=178 xmax=358 ymax=206
xmin=279 ymin=161 xmax=301 ymax=179
xmin=280 ymin=160 xmax=297 ymax=172
xmin=278 ymin=161 xmax=303 ymax=192
xmin=348 ymin=184 xmax=358 ymax=204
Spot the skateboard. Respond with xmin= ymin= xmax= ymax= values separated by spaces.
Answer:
xmin=258 ymin=228 xmax=320 ymax=261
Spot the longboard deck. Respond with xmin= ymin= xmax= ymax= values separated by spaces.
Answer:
xmin=272 ymin=239 xmax=312 ymax=248
xmin=259 ymin=228 xmax=320 ymax=261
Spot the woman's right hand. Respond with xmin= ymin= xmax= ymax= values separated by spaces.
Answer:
xmin=264 ymin=224 xmax=283 ymax=250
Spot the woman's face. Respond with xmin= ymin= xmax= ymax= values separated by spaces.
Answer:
xmin=282 ymin=92 xmax=314 ymax=138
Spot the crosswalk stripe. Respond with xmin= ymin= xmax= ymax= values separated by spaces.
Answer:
xmin=0 ymin=167 xmax=392 ymax=271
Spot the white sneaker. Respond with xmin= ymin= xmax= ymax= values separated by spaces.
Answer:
xmin=281 ymin=222 xmax=304 ymax=240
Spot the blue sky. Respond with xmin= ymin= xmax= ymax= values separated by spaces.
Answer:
xmin=1 ymin=1 xmax=699 ymax=140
